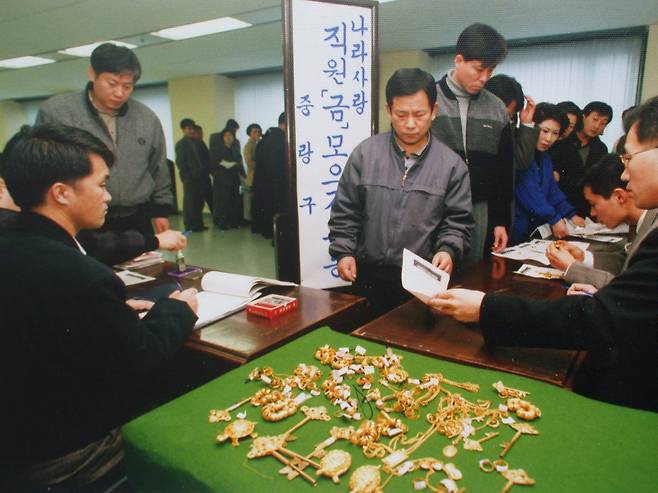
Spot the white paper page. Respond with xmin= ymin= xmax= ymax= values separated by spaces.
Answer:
xmin=194 ymin=291 xmax=261 ymax=329
xmin=401 ymin=249 xmax=450 ymax=304
xmin=201 ymin=271 xmax=257 ymax=297
xmin=116 ymin=270 xmax=156 ymax=286
xmin=568 ymin=217 xmax=629 ymax=236
xmin=514 ymin=264 xmax=564 ymax=280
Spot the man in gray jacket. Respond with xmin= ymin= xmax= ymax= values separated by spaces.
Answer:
xmin=329 ymin=68 xmax=473 ymax=314
xmin=36 ymin=43 xmax=172 ymax=234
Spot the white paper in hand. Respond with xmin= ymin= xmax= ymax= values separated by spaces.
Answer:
xmin=401 ymin=248 xmax=450 ymax=304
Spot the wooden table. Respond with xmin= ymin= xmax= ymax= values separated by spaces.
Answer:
xmin=129 ymin=262 xmax=367 ymax=365
xmin=352 ymin=255 xmax=585 ymax=387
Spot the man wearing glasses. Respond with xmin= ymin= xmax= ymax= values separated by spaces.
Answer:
xmin=429 ymin=96 xmax=658 ymax=412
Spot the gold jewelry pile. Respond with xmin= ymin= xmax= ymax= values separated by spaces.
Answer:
xmin=208 ymin=344 xmax=542 ymax=492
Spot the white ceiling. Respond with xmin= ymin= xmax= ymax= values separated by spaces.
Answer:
xmin=1 ymin=0 xmax=656 ymax=100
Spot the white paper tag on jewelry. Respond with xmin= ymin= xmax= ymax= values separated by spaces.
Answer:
xmin=364 ymin=366 xmax=375 ymax=375
xmin=408 ymin=378 xmax=420 ymax=385
xmin=349 ymin=364 xmax=361 ymax=371
xmin=387 ymin=427 xmax=403 ymax=437
xmin=237 ymin=411 xmax=247 ymax=419
xmin=294 ymin=393 xmax=311 ymax=405
xmin=414 ymin=480 xmax=427 ymax=490
xmin=420 ymin=378 xmax=439 ymax=389
xmin=363 ymin=383 xmax=371 ymax=390
xmin=283 ymin=385 xmax=292 ymax=395
xmin=502 ymin=417 xmax=516 ymax=425
xmin=433 ymin=462 xmax=443 ymax=471
xmin=298 ymin=363 xmax=307 ymax=371
xmin=260 ymin=375 xmax=272 ymax=384
xmin=322 ymin=436 xmax=336 ymax=447
xmin=310 ymin=389 xmax=321 ymax=396
xmin=397 ymin=461 xmax=414 ymax=475
xmin=375 ymin=399 xmax=384 ymax=407
xmin=339 ymin=400 xmax=351 ymax=410
xmin=441 ymin=479 xmax=458 ymax=492
xmin=355 ymin=345 xmax=366 ymax=355
xmin=338 ymin=346 xmax=350 ymax=354
xmin=496 ymin=463 xmax=509 ymax=472
xmin=499 ymin=404 xmax=508 ymax=412
xmin=383 ymin=450 xmax=408 ymax=467
xmin=353 ymin=412 xmax=361 ymax=420
xmin=461 ymin=424 xmax=475 ymax=437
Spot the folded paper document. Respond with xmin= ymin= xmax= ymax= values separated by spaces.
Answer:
xmin=401 ymin=248 xmax=450 ymax=304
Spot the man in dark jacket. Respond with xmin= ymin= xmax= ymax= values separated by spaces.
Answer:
xmin=550 ymin=101 xmax=613 ymax=216
xmin=429 ymin=96 xmax=658 ymax=412
xmin=0 ymin=124 xmax=198 ymax=490
xmin=252 ymin=113 xmax=288 ymax=238
xmin=431 ymin=23 xmax=513 ymax=269
xmin=175 ymin=118 xmax=209 ymax=231
xmin=330 ymin=69 xmax=473 ymax=315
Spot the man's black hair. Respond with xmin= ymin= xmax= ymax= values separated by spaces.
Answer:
xmin=246 ymin=123 xmax=262 ymax=136
xmin=621 ymin=105 xmax=638 ymax=133
xmin=583 ymin=101 xmax=613 ymax=121
xmin=556 ymin=101 xmax=583 ymax=131
xmin=484 ymin=74 xmax=523 ymax=113
xmin=533 ymin=102 xmax=569 ymax=134
xmin=633 ymin=96 xmax=658 ymax=144
xmin=385 ymin=68 xmax=437 ymax=107
xmin=226 ymin=119 xmax=240 ymax=130
xmin=581 ymin=153 xmax=626 ymax=198
xmin=180 ymin=118 xmax=195 ymax=130
xmin=456 ymin=23 xmax=507 ymax=68
xmin=278 ymin=112 xmax=286 ymax=125
xmin=2 ymin=124 xmax=114 ymax=210
xmin=90 ymin=43 xmax=142 ymax=82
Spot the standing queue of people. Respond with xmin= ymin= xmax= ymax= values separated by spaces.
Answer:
xmin=174 ymin=114 xmax=287 ymax=238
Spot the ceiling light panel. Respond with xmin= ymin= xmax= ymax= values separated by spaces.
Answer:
xmin=0 ymin=56 xmax=55 ymax=69
xmin=59 ymin=40 xmax=138 ymax=58
xmin=151 ymin=17 xmax=252 ymax=40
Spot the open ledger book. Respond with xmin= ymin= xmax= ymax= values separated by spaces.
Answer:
xmin=195 ymin=272 xmax=296 ymax=329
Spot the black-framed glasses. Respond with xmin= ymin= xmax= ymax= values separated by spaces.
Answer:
xmin=620 ymin=147 xmax=658 ymax=166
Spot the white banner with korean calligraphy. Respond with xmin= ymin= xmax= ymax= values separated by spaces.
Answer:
xmin=290 ymin=0 xmax=374 ymax=289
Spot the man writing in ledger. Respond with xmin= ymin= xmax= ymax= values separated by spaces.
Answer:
xmin=0 ymin=124 xmax=198 ymax=490
xmin=431 ymin=23 xmax=513 ymax=267
xmin=429 ymin=96 xmax=658 ymax=412
xmin=329 ymin=68 xmax=473 ymax=315
xmin=36 ymin=42 xmax=173 ymax=234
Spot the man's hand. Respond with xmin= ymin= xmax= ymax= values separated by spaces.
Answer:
xmin=432 ymin=251 xmax=453 ymax=274
xmin=551 ymin=219 xmax=569 ymax=239
xmin=156 ymin=230 xmax=187 ymax=251
xmin=570 ymin=215 xmax=586 ymax=227
xmin=553 ymin=171 xmax=561 ymax=182
xmin=519 ymin=95 xmax=536 ymax=125
xmin=153 ymin=217 xmax=170 ymax=233
xmin=428 ymin=288 xmax=485 ymax=323
xmin=337 ymin=256 xmax=357 ymax=282
xmin=125 ymin=299 xmax=154 ymax=312
xmin=169 ymin=288 xmax=199 ymax=313
xmin=491 ymin=226 xmax=508 ymax=252
xmin=546 ymin=242 xmax=577 ymax=271
xmin=567 ymin=283 xmax=597 ymax=296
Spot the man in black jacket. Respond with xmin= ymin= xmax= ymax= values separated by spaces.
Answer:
xmin=0 ymin=124 xmax=198 ymax=490
xmin=429 ymin=96 xmax=658 ymax=412
xmin=550 ymin=101 xmax=613 ymax=216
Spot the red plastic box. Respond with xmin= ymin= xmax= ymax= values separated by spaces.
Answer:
xmin=247 ymin=294 xmax=298 ymax=319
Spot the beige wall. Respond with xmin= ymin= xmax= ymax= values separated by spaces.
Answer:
xmin=0 ymin=100 xmax=28 ymax=148
xmin=168 ymin=74 xmax=235 ymax=210
xmin=641 ymin=23 xmax=658 ymax=102
xmin=377 ymin=50 xmax=435 ymax=132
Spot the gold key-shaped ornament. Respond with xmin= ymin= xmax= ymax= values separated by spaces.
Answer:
xmin=208 ymin=396 xmax=252 ymax=422
xmin=284 ymin=405 xmax=331 ymax=439
xmin=499 ymin=422 xmax=538 ymax=458
xmin=248 ymin=434 xmax=321 ymax=485
xmin=463 ymin=431 xmax=500 ymax=452
xmin=499 ymin=468 xmax=535 ymax=493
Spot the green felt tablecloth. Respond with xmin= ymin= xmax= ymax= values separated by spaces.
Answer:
xmin=123 ymin=327 xmax=658 ymax=492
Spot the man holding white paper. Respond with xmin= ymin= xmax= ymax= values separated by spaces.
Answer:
xmin=329 ymin=68 xmax=473 ymax=314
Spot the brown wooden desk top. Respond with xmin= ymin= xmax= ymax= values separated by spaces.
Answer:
xmin=352 ymin=256 xmax=584 ymax=387
xmin=128 ymin=262 xmax=366 ymax=365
